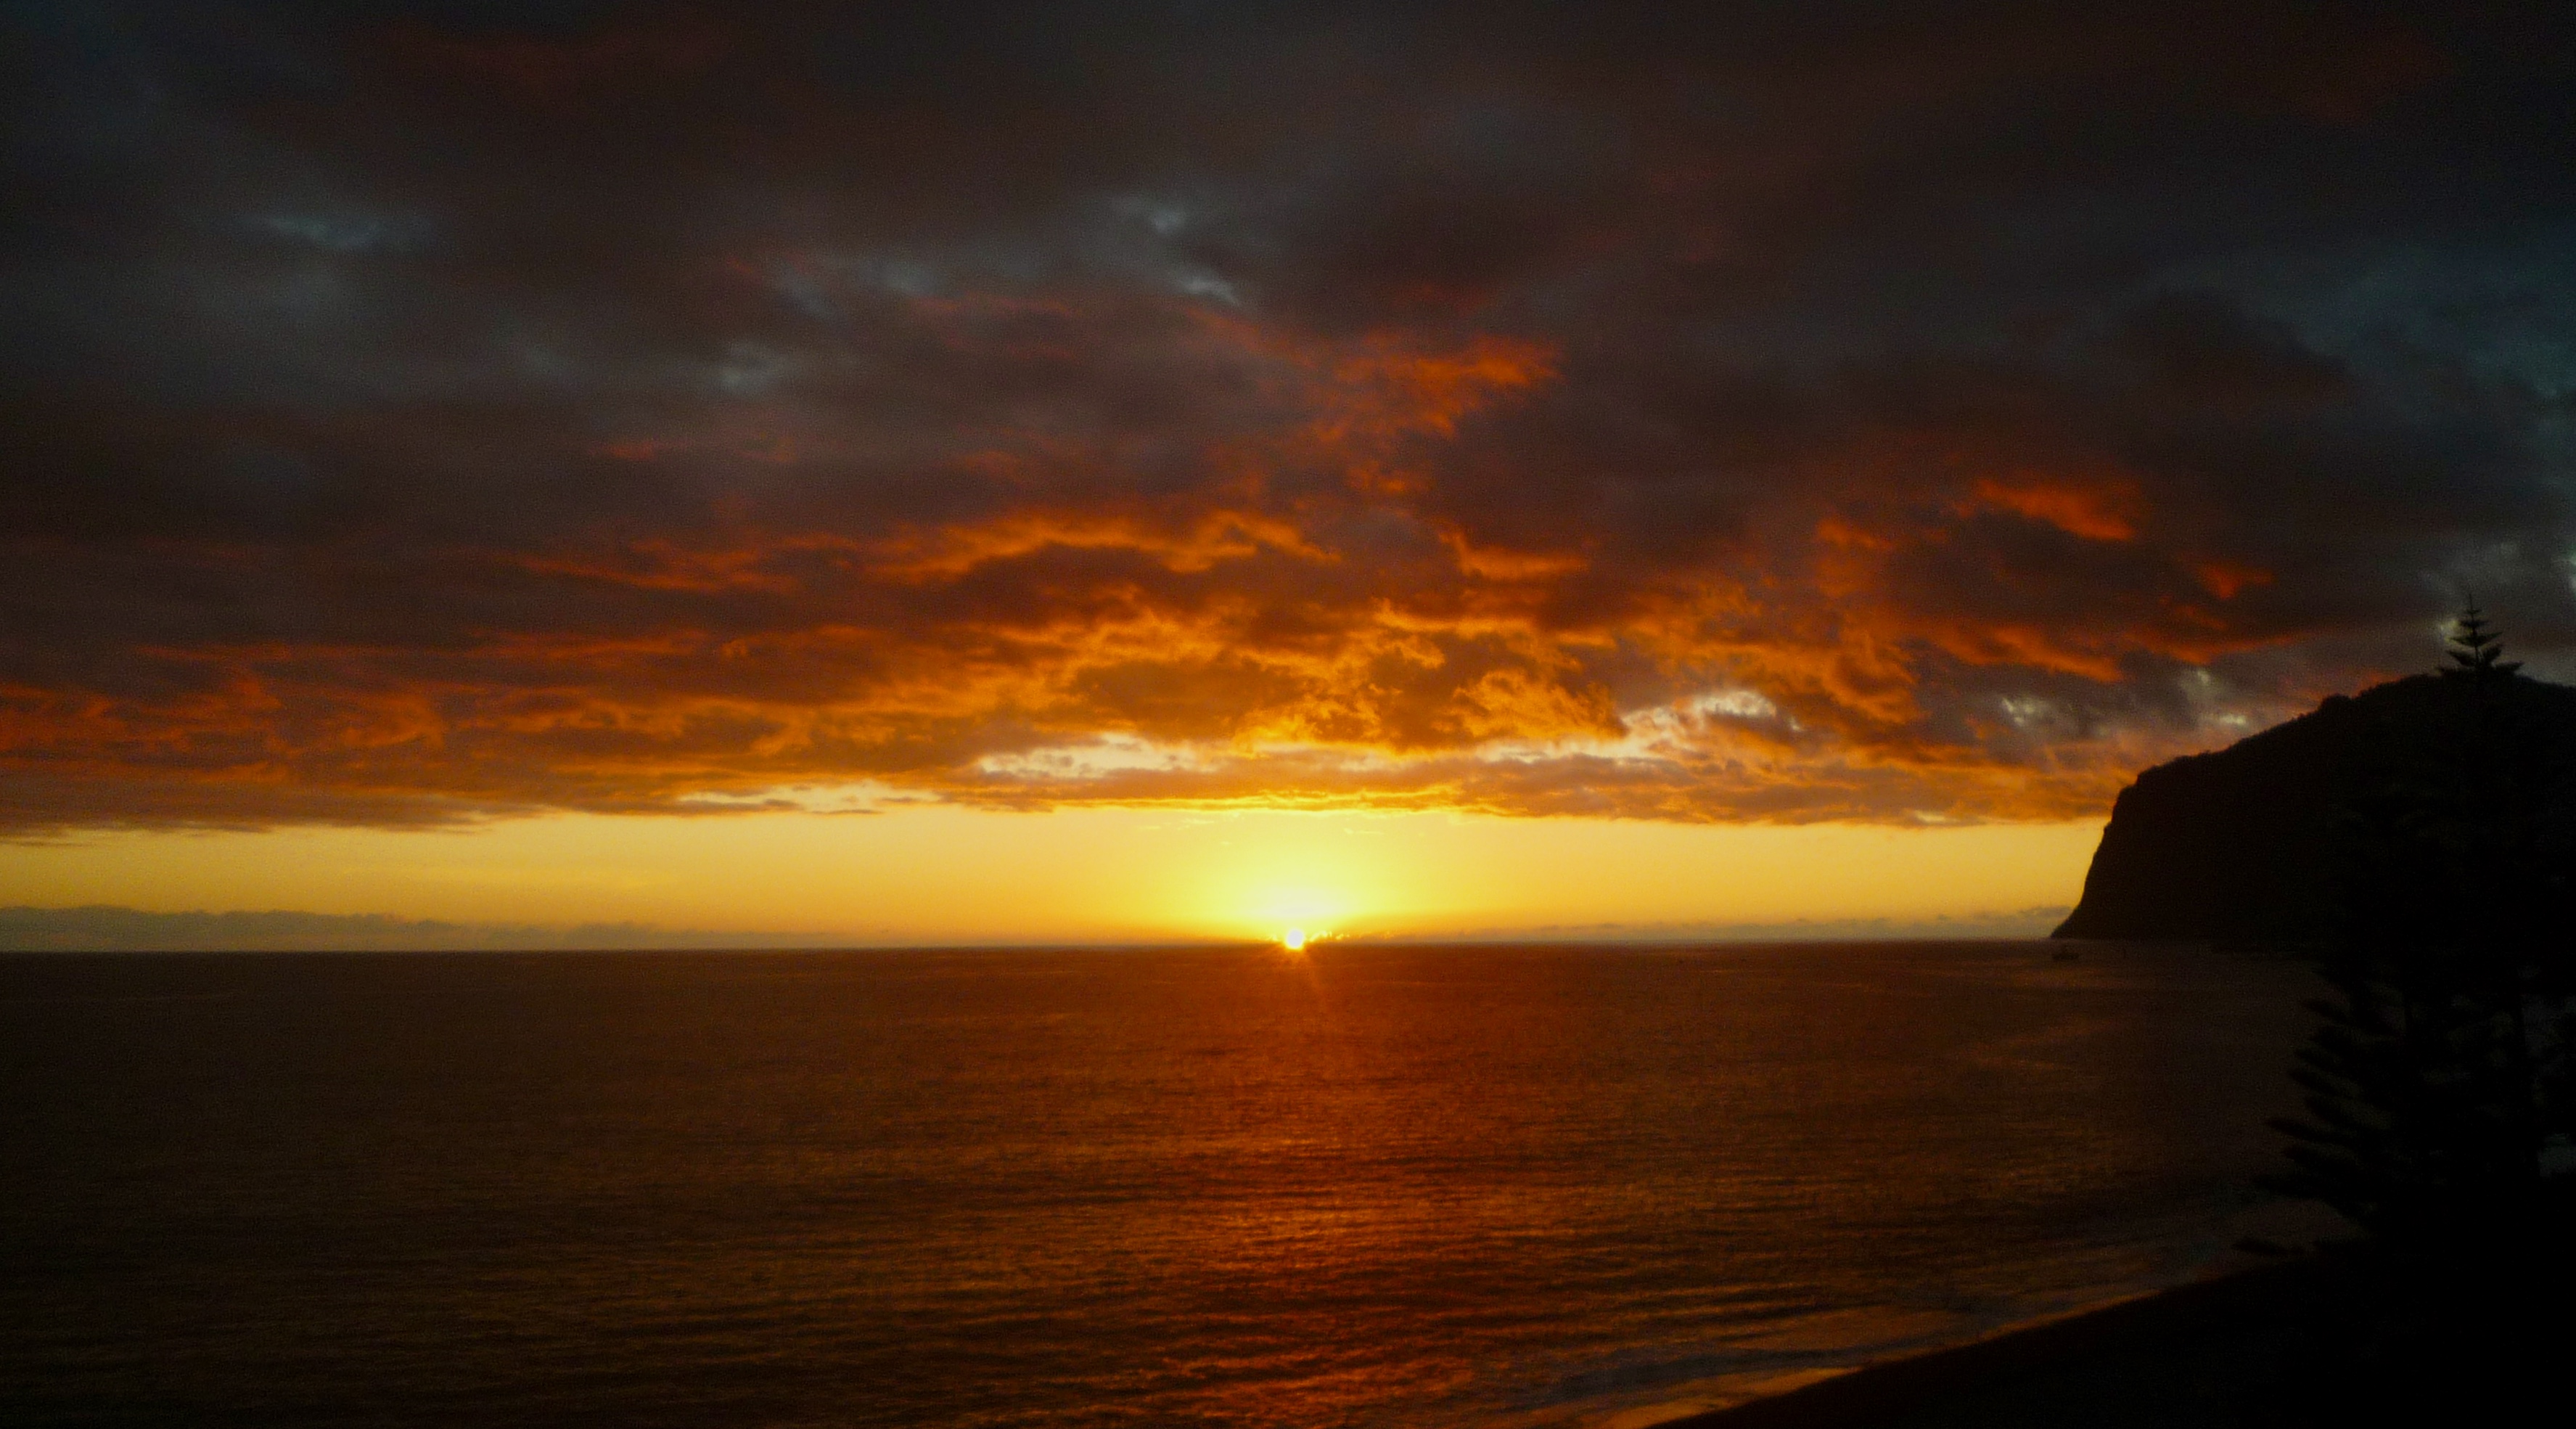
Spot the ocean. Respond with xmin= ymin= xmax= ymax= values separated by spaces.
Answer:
xmin=3 ymin=941 xmax=2317 ymax=1427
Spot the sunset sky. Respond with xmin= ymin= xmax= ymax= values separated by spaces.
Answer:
xmin=6 ymin=2 xmax=2574 ymax=944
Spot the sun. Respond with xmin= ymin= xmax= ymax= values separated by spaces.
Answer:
xmin=1242 ymin=883 xmax=1353 ymax=950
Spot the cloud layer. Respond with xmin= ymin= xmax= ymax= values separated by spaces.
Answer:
xmin=0 ymin=904 xmax=768 ymax=951
xmin=6 ymin=1 xmax=2575 ymax=832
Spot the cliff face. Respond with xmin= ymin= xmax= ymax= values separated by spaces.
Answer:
xmin=2052 ymin=673 xmax=2576 ymax=942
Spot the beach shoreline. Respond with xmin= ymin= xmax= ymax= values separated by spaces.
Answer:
xmin=1623 ymin=1259 xmax=2319 ymax=1429
xmin=1576 ymin=1190 xmax=2347 ymax=1429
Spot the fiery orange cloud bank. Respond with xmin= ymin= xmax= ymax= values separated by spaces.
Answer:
xmin=4 ymin=3 xmax=2574 ymax=841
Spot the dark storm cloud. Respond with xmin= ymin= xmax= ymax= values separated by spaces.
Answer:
xmin=5 ymin=0 xmax=2575 ymax=831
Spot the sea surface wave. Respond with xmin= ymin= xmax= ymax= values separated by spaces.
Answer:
xmin=3 ymin=942 xmax=2315 ymax=1427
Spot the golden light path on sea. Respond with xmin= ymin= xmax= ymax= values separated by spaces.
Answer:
xmin=0 ymin=804 xmax=2101 ymax=945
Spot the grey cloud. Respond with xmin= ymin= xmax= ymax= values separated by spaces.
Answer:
xmin=4 ymin=1 xmax=2575 ymax=831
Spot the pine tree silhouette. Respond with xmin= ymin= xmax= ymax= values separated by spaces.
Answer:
xmin=2442 ymin=599 xmax=2523 ymax=681
xmin=2261 ymin=606 xmax=2576 ymax=1416
xmin=2270 ymin=607 xmax=2568 ymax=1238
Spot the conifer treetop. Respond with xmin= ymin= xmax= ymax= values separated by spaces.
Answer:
xmin=2445 ymin=601 xmax=2524 ymax=681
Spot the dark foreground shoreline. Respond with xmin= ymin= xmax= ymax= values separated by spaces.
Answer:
xmin=1660 ymin=1261 xmax=2318 ymax=1429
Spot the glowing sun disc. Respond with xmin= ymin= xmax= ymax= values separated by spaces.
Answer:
xmin=1281 ymin=928 xmax=1308 ymax=951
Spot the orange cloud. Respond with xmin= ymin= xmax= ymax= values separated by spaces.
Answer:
xmin=2195 ymin=560 xmax=2274 ymax=599
xmin=1440 ymin=529 xmax=1588 ymax=581
xmin=7 ymin=0 xmax=2562 ymax=862
xmin=1968 ymin=476 xmax=2141 ymax=541
xmin=869 ymin=509 xmax=1326 ymax=582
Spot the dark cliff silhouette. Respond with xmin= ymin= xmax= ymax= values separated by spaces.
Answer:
xmin=2051 ymin=668 xmax=2576 ymax=943
xmin=2051 ymin=613 xmax=2576 ymax=1420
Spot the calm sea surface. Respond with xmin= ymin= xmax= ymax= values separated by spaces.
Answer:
xmin=3 ymin=942 xmax=2317 ymax=1427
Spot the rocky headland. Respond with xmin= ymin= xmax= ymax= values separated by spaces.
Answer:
xmin=2053 ymin=672 xmax=2576 ymax=943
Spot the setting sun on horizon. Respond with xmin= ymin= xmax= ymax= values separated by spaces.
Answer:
xmin=0 ymin=804 xmax=2104 ymax=947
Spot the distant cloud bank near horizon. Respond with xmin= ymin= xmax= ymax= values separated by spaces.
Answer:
xmin=0 ymin=903 xmax=2071 ymax=952
xmin=7 ymin=4 xmax=2576 ymax=838
xmin=1384 ymin=907 xmax=2076 ymax=945
xmin=0 ymin=905 xmax=797 ymax=953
